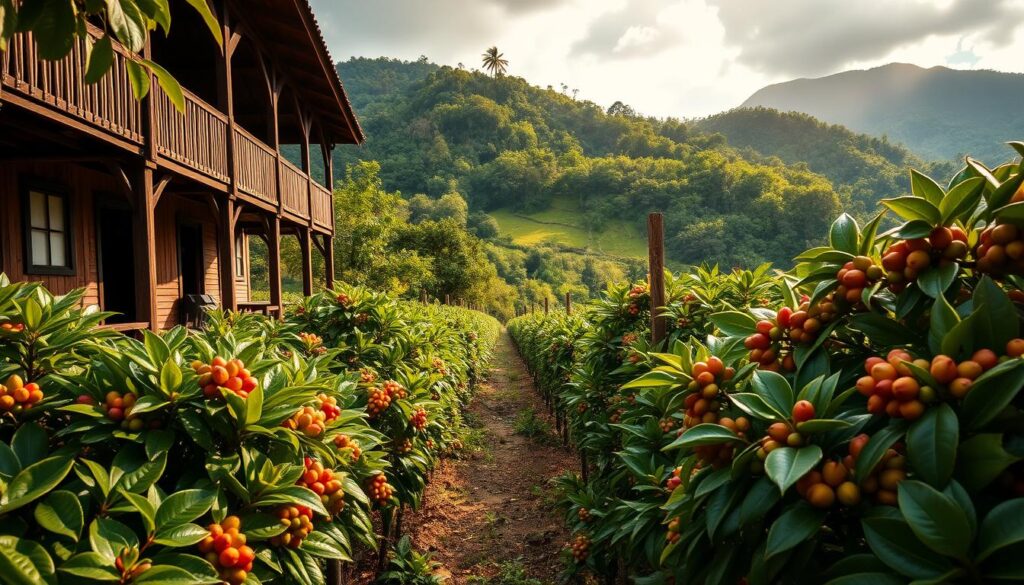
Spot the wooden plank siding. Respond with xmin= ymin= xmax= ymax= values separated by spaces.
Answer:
xmin=152 ymin=196 xmax=221 ymax=329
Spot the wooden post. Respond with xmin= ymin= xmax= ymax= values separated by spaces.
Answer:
xmin=420 ymin=290 xmax=427 ymax=304
xmin=648 ymin=212 xmax=667 ymax=345
xmin=544 ymin=297 xmax=549 ymax=314
xmin=134 ymin=168 xmax=158 ymax=330
xmin=444 ymin=294 xmax=450 ymax=305
xmin=326 ymin=561 xmax=342 ymax=585
xmin=565 ymin=292 xmax=572 ymax=315
xmin=323 ymin=235 xmax=334 ymax=290
xmin=268 ymin=216 xmax=283 ymax=318
xmin=219 ymin=199 xmax=238 ymax=311
xmin=300 ymin=228 xmax=313 ymax=297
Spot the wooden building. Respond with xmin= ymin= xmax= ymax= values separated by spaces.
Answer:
xmin=0 ymin=0 xmax=362 ymax=330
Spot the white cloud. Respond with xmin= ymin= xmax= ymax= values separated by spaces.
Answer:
xmin=308 ymin=0 xmax=1024 ymax=118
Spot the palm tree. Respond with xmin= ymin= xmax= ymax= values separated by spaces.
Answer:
xmin=481 ymin=46 xmax=508 ymax=77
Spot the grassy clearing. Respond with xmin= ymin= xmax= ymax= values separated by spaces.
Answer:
xmin=467 ymin=561 xmax=544 ymax=585
xmin=489 ymin=196 xmax=648 ymax=259
xmin=513 ymin=408 xmax=553 ymax=443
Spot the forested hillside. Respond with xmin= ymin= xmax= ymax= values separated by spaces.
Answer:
xmin=696 ymin=108 xmax=956 ymax=218
xmin=742 ymin=63 xmax=1024 ymax=163
xmin=333 ymin=57 xmax=866 ymax=269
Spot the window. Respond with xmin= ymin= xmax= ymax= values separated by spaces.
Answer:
xmin=22 ymin=184 xmax=73 ymax=275
xmin=235 ymin=233 xmax=245 ymax=277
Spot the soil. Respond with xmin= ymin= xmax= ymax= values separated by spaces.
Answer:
xmin=402 ymin=329 xmax=577 ymax=583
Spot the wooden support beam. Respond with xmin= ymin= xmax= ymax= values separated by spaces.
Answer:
xmin=134 ymin=168 xmax=159 ymax=330
xmin=300 ymin=228 xmax=313 ymax=297
xmin=220 ymin=198 xmax=239 ymax=312
xmin=544 ymin=297 xmax=549 ymax=314
xmin=565 ymin=292 xmax=572 ymax=315
xmin=648 ymin=212 xmax=667 ymax=345
xmin=268 ymin=215 xmax=283 ymax=318
xmin=323 ymin=235 xmax=334 ymax=290
xmin=152 ymin=174 xmax=172 ymax=206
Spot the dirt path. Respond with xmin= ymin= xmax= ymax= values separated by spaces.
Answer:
xmin=404 ymin=329 xmax=576 ymax=583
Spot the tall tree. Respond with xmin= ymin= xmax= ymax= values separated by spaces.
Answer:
xmin=481 ymin=46 xmax=508 ymax=77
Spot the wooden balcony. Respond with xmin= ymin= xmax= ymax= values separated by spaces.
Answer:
xmin=1 ymin=30 xmax=334 ymax=233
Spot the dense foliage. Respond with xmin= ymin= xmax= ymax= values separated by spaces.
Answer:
xmin=509 ymin=144 xmax=1024 ymax=583
xmin=329 ymin=58 xmax=990 ymax=270
xmin=0 ymin=277 xmax=497 ymax=584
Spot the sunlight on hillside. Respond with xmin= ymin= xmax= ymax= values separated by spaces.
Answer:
xmin=490 ymin=196 xmax=648 ymax=259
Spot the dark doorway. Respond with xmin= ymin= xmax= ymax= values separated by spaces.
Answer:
xmin=178 ymin=223 xmax=204 ymax=297
xmin=96 ymin=204 xmax=137 ymax=323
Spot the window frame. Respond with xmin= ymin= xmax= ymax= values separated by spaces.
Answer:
xmin=21 ymin=179 xmax=75 ymax=276
xmin=235 ymin=232 xmax=245 ymax=277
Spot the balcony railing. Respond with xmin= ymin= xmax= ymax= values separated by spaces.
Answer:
xmin=1 ymin=30 xmax=333 ymax=234
xmin=1 ymin=29 xmax=144 ymax=144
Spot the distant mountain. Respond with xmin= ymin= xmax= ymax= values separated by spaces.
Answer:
xmin=741 ymin=63 xmax=1024 ymax=164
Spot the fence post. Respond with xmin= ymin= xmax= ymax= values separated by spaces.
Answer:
xmin=565 ymin=292 xmax=572 ymax=315
xmin=648 ymin=212 xmax=667 ymax=345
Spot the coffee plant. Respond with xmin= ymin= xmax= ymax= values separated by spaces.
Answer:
xmin=509 ymin=144 xmax=1024 ymax=584
xmin=0 ymin=274 xmax=497 ymax=584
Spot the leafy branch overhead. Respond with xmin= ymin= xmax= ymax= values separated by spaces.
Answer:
xmin=0 ymin=0 xmax=223 ymax=110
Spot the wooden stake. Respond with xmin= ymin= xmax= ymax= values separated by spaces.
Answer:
xmin=544 ymin=297 xmax=549 ymax=314
xmin=648 ymin=212 xmax=667 ymax=345
xmin=565 ymin=292 xmax=572 ymax=315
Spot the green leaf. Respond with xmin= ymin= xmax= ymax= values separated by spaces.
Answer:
xmin=144 ymin=58 xmax=185 ymax=112
xmin=12 ymin=422 xmax=48 ymax=466
xmin=89 ymin=518 xmax=138 ymax=561
xmin=977 ymin=499 xmax=1024 ymax=561
xmin=155 ymin=489 xmax=216 ymax=528
xmin=729 ymin=392 xmax=788 ymax=422
xmin=59 ymin=552 xmax=120 ymax=581
xmin=27 ymin=0 xmax=76 ymax=60
xmin=710 ymin=311 xmax=757 ymax=337
xmin=136 ymin=0 xmax=171 ymax=34
xmin=855 ymin=425 xmax=905 ymax=483
xmin=125 ymin=59 xmax=151 ymax=101
xmin=906 ymin=404 xmax=957 ymax=488
xmin=300 ymin=531 xmax=349 ymax=560
xmin=664 ymin=424 xmax=746 ymax=450
xmin=621 ymin=370 xmax=680 ymax=389
xmin=961 ymin=360 xmax=1024 ymax=430
xmin=0 ymin=535 xmax=56 ymax=585
xmin=84 ymin=35 xmax=115 ymax=84
xmin=824 ymin=574 xmax=906 ymax=585
xmin=929 ymin=293 xmax=959 ymax=355
xmin=34 ymin=491 xmax=83 ymax=541
xmin=795 ymin=419 xmax=852 ymax=434
xmin=881 ymin=197 xmax=941 ymax=225
xmin=765 ymin=445 xmax=822 ymax=495
xmin=159 ymin=358 xmax=182 ymax=396
xmin=939 ymin=176 xmax=985 ymax=224
xmin=829 ymin=214 xmax=859 ymax=254
xmin=916 ymin=263 xmax=958 ymax=299
xmin=133 ymin=565 xmax=209 ymax=584
xmin=910 ymin=169 xmax=945 ymax=207
xmin=1 ymin=456 xmax=74 ymax=514
xmin=751 ymin=370 xmax=795 ymax=417
xmin=106 ymin=0 xmax=147 ymax=52
xmin=185 ymin=0 xmax=224 ymax=46
xmin=153 ymin=523 xmax=210 ymax=547
xmin=955 ymin=434 xmax=1021 ymax=492
xmin=897 ymin=481 xmax=971 ymax=559
xmin=766 ymin=504 xmax=825 ymax=558
xmin=862 ymin=515 xmax=954 ymax=579
xmin=253 ymin=486 xmax=329 ymax=517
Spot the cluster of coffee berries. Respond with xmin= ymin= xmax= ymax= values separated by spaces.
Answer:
xmin=577 ymin=507 xmax=591 ymax=522
xmin=682 ymin=357 xmax=735 ymax=428
xmin=270 ymin=505 xmax=314 ymax=549
xmin=113 ymin=550 xmax=150 ymax=581
xmin=883 ymin=228 xmax=968 ymax=291
xmin=797 ymin=458 xmax=861 ymax=509
xmin=396 ymin=438 xmax=414 ymax=454
xmin=192 ymin=357 xmax=257 ymax=399
xmin=930 ymin=341 xmax=1024 ymax=399
xmin=694 ymin=416 xmax=750 ymax=468
xmin=857 ymin=350 xmax=931 ymax=420
xmin=297 ymin=332 xmax=326 ymax=355
xmin=848 ymin=434 xmax=906 ymax=506
xmin=976 ymin=223 xmax=1024 ymax=275
xmin=367 ymin=380 xmax=406 ymax=417
xmin=744 ymin=316 xmax=795 ymax=372
xmin=317 ymin=393 xmax=341 ymax=421
xmin=757 ymin=401 xmax=816 ymax=462
xmin=658 ymin=417 xmax=676 ymax=433
xmin=333 ymin=434 xmax=362 ymax=462
xmin=335 ymin=293 xmax=352 ymax=307
xmin=570 ymin=534 xmax=590 ymax=562
xmin=431 ymin=357 xmax=448 ymax=375
xmin=360 ymin=368 xmax=378 ymax=384
xmin=298 ymin=458 xmax=345 ymax=515
xmin=283 ymin=405 xmax=328 ymax=437
xmin=367 ymin=473 xmax=394 ymax=506
xmin=835 ymin=256 xmax=884 ymax=307
xmin=626 ymin=283 xmax=648 ymax=316
xmin=0 ymin=375 xmax=42 ymax=413
xmin=666 ymin=517 xmax=681 ymax=544
xmin=410 ymin=408 xmax=428 ymax=431
xmin=197 ymin=516 xmax=255 ymax=585
xmin=0 ymin=322 xmax=24 ymax=333
xmin=665 ymin=466 xmax=682 ymax=492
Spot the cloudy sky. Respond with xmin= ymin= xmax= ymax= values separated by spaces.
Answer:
xmin=308 ymin=0 xmax=1024 ymax=118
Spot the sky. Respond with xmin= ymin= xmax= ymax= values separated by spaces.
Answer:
xmin=307 ymin=0 xmax=1024 ymax=119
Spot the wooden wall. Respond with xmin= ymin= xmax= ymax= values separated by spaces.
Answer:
xmin=236 ymin=233 xmax=250 ymax=303
xmin=0 ymin=161 xmax=114 ymax=307
xmin=153 ymin=195 xmax=221 ymax=329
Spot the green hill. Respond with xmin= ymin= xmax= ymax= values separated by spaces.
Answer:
xmin=741 ymin=63 xmax=1024 ymax=164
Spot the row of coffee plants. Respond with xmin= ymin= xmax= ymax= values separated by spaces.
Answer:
xmin=0 ymin=276 xmax=497 ymax=584
xmin=509 ymin=145 xmax=1024 ymax=584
